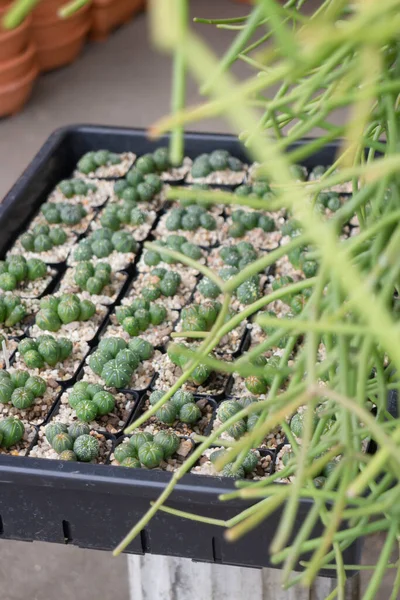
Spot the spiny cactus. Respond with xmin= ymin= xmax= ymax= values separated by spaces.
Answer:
xmin=18 ymin=335 xmax=73 ymax=368
xmin=36 ymin=294 xmax=96 ymax=331
xmin=73 ymin=434 xmax=99 ymax=462
xmin=0 ymin=417 xmax=24 ymax=448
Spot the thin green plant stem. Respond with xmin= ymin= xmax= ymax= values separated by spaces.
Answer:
xmin=2 ymin=0 xmax=39 ymax=28
xmin=170 ymin=0 xmax=188 ymax=165
xmin=58 ymin=0 xmax=88 ymax=17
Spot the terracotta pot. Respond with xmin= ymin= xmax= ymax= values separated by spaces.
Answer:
xmin=0 ymin=7 xmax=31 ymax=62
xmin=32 ymin=0 xmax=66 ymax=22
xmin=90 ymin=0 xmax=144 ymax=42
xmin=0 ymin=63 xmax=38 ymax=117
xmin=0 ymin=42 xmax=36 ymax=86
xmin=36 ymin=22 xmax=89 ymax=72
xmin=31 ymin=3 xmax=91 ymax=48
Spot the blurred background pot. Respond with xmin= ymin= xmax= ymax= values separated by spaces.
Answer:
xmin=90 ymin=0 xmax=144 ymax=41
xmin=0 ymin=42 xmax=37 ymax=86
xmin=35 ymin=21 xmax=90 ymax=72
xmin=0 ymin=62 xmax=38 ymax=116
xmin=0 ymin=5 xmax=32 ymax=62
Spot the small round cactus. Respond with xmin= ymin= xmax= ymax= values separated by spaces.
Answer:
xmin=68 ymin=390 xmax=91 ymax=409
xmin=179 ymin=403 xmax=201 ymax=424
xmin=156 ymin=401 xmax=177 ymax=425
xmin=171 ymin=390 xmax=194 ymax=410
xmin=0 ymin=378 xmax=15 ymax=404
xmin=101 ymin=360 xmax=133 ymax=389
xmin=114 ymin=442 xmax=137 ymax=464
xmin=247 ymin=414 xmax=260 ymax=432
xmin=226 ymin=419 xmax=247 ymax=440
xmin=75 ymin=400 xmax=98 ymax=423
xmin=73 ymin=434 xmax=99 ymax=462
xmin=98 ymin=337 xmax=127 ymax=357
xmin=149 ymin=390 xmax=165 ymax=406
xmin=128 ymin=338 xmax=153 ymax=361
xmin=241 ymin=451 xmax=258 ymax=474
xmin=121 ymin=457 xmax=141 ymax=468
xmin=245 ymin=376 xmax=268 ymax=395
xmin=89 ymin=351 xmax=111 ymax=377
xmin=92 ymin=391 xmax=115 ymax=416
xmin=222 ymin=464 xmax=245 ymax=479
xmin=116 ymin=349 xmax=140 ymax=370
xmin=59 ymin=450 xmax=77 ymax=461
xmin=68 ymin=422 xmax=90 ymax=440
xmin=0 ymin=417 xmax=24 ymax=447
xmin=36 ymin=308 xmax=62 ymax=332
xmin=22 ymin=349 xmax=45 ymax=369
xmin=25 ymin=375 xmax=46 ymax=398
xmin=37 ymin=337 xmax=60 ymax=366
xmin=129 ymin=432 xmax=153 ymax=452
xmin=153 ymin=431 xmax=180 ymax=459
xmin=11 ymin=370 xmax=30 ymax=388
xmin=45 ymin=422 xmax=68 ymax=444
xmin=218 ymin=400 xmax=242 ymax=423
xmin=51 ymin=432 xmax=74 ymax=454
xmin=138 ymin=441 xmax=164 ymax=468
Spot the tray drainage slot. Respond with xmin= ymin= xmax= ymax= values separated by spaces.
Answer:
xmin=212 ymin=537 xmax=222 ymax=563
xmin=62 ymin=520 xmax=72 ymax=544
xmin=0 ymin=515 xmax=3 ymax=535
xmin=140 ymin=529 xmax=150 ymax=553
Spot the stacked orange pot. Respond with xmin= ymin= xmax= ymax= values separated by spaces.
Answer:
xmin=90 ymin=0 xmax=144 ymax=41
xmin=31 ymin=0 xmax=91 ymax=72
xmin=0 ymin=3 xmax=38 ymax=116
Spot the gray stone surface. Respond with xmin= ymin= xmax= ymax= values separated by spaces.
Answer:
xmin=0 ymin=540 xmax=129 ymax=600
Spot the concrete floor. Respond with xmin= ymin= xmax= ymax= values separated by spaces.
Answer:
xmin=0 ymin=1 xmax=394 ymax=598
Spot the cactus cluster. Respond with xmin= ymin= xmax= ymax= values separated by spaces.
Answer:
xmin=0 ymin=256 xmax=48 ymax=291
xmin=228 ymin=210 xmax=275 ymax=238
xmin=241 ymin=354 xmax=283 ymax=395
xmin=100 ymin=203 xmax=150 ymax=231
xmin=46 ymin=422 xmax=100 ymax=462
xmin=180 ymin=300 xmax=221 ymax=333
xmin=209 ymin=447 xmax=258 ymax=478
xmin=191 ymin=150 xmax=243 ymax=178
xmin=198 ymin=269 xmax=261 ymax=305
xmin=115 ymin=296 xmax=167 ymax=335
xmin=165 ymin=206 xmax=216 ymax=232
xmin=217 ymin=398 xmax=261 ymax=439
xmin=135 ymin=147 xmax=177 ymax=175
xmin=115 ymin=429 xmax=181 ymax=469
xmin=234 ymin=181 xmax=274 ymax=202
xmin=20 ymin=224 xmax=68 ymax=253
xmin=114 ymin=170 xmax=163 ymax=204
xmin=149 ymin=389 xmax=202 ymax=425
xmin=73 ymin=261 xmax=112 ymax=295
xmin=316 ymin=191 xmax=341 ymax=213
xmin=41 ymin=201 xmax=87 ymax=226
xmin=218 ymin=242 xmax=260 ymax=269
xmin=88 ymin=336 xmax=154 ymax=388
xmin=167 ymin=343 xmax=212 ymax=385
xmin=0 ymin=294 xmax=27 ymax=327
xmin=0 ymin=369 xmax=46 ymax=408
xmin=143 ymin=234 xmax=202 ymax=266
xmin=77 ymin=150 xmax=121 ymax=174
xmin=0 ymin=416 xmax=24 ymax=448
xmin=67 ymin=381 xmax=116 ymax=422
xmin=18 ymin=335 xmax=73 ymax=369
xmin=35 ymin=294 xmax=96 ymax=332
xmin=73 ymin=228 xmax=138 ymax=261
xmin=141 ymin=269 xmax=182 ymax=300
xmin=58 ymin=179 xmax=97 ymax=198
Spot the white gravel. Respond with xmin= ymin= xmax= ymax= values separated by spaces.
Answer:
xmin=191 ymin=446 xmax=272 ymax=480
xmin=186 ymin=167 xmax=247 ymax=186
xmin=67 ymin=246 xmax=138 ymax=271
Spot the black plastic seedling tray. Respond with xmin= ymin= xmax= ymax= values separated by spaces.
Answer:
xmin=0 ymin=125 xmax=361 ymax=574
